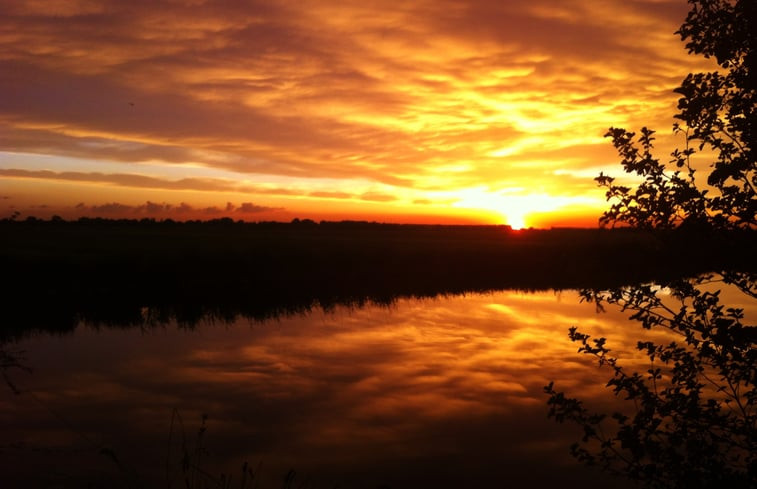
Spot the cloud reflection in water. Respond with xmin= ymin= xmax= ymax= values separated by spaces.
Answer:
xmin=1 ymin=290 xmax=673 ymax=488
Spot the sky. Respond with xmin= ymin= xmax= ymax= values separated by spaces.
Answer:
xmin=0 ymin=0 xmax=708 ymax=228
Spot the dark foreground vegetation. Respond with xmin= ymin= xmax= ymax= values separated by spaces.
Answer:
xmin=2 ymin=217 xmax=754 ymax=338
xmin=545 ymin=1 xmax=757 ymax=487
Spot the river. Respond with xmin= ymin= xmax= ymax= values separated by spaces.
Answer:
xmin=5 ymin=287 xmax=742 ymax=488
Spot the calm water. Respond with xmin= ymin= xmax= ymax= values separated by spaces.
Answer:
xmin=3 ymin=288 xmax=736 ymax=488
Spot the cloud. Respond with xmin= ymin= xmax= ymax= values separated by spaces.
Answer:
xmin=309 ymin=191 xmax=354 ymax=200
xmin=236 ymin=202 xmax=281 ymax=214
xmin=0 ymin=0 xmax=703 ymax=223
xmin=70 ymin=200 xmax=283 ymax=218
xmin=144 ymin=201 xmax=170 ymax=213
xmin=76 ymin=202 xmax=134 ymax=214
xmin=0 ymin=168 xmax=302 ymax=196
xmin=359 ymin=192 xmax=398 ymax=203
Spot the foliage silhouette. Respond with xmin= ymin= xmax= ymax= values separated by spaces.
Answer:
xmin=597 ymin=0 xmax=755 ymax=231
xmin=546 ymin=1 xmax=756 ymax=488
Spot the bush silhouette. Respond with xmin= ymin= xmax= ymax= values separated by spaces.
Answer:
xmin=546 ymin=1 xmax=756 ymax=488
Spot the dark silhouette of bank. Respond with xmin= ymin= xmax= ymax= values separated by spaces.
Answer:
xmin=1 ymin=217 xmax=753 ymax=340
xmin=546 ymin=1 xmax=757 ymax=488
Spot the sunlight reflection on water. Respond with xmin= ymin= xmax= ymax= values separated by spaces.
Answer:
xmin=5 ymin=287 xmax=749 ymax=488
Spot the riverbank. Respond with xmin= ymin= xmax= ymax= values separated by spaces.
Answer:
xmin=2 ymin=218 xmax=754 ymax=336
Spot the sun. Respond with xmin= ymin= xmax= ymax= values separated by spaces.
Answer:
xmin=450 ymin=187 xmax=598 ymax=230
xmin=506 ymin=213 xmax=527 ymax=230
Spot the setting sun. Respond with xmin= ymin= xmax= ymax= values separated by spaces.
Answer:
xmin=506 ymin=213 xmax=527 ymax=230
xmin=450 ymin=187 xmax=602 ymax=229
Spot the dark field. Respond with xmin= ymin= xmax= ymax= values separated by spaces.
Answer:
xmin=2 ymin=218 xmax=754 ymax=337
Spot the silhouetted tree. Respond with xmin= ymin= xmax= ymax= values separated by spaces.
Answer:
xmin=546 ymin=1 xmax=756 ymax=488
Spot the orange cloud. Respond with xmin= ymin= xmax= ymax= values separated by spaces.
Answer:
xmin=0 ymin=0 xmax=705 ymax=225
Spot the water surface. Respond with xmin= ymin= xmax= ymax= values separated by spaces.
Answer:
xmin=2 ymin=290 xmax=687 ymax=488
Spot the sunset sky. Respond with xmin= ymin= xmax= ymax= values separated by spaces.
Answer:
xmin=0 ymin=0 xmax=709 ymax=228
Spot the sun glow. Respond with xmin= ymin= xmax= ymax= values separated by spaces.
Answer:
xmin=506 ymin=213 xmax=527 ymax=230
xmin=450 ymin=187 xmax=600 ymax=229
